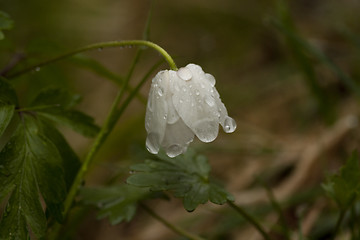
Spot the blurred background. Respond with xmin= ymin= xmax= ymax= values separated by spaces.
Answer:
xmin=1 ymin=0 xmax=360 ymax=239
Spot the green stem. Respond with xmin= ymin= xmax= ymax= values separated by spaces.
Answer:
xmin=6 ymin=40 xmax=177 ymax=78
xmin=140 ymin=204 xmax=205 ymax=240
xmin=332 ymin=195 xmax=356 ymax=240
xmin=263 ymin=184 xmax=290 ymax=240
xmin=62 ymin=90 xmax=124 ymax=216
xmin=16 ymin=104 xmax=61 ymax=112
xmin=48 ymin=59 xmax=162 ymax=240
xmin=333 ymin=209 xmax=346 ymax=239
xmin=227 ymin=200 xmax=271 ymax=240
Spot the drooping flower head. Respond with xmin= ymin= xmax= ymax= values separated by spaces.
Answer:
xmin=145 ymin=63 xmax=236 ymax=158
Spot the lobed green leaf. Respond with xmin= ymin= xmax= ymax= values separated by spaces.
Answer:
xmin=0 ymin=114 xmax=67 ymax=238
xmin=30 ymin=87 xmax=100 ymax=137
xmin=80 ymin=184 xmax=149 ymax=225
xmin=322 ymin=152 xmax=360 ymax=209
xmin=127 ymin=149 xmax=233 ymax=212
xmin=0 ymin=77 xmax=17 ymax=139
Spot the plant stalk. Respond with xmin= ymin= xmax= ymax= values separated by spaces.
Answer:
xmin=227 ymin=200 xmax=271 ymax=240
xmin=140 ymin=204 xmax=206 ymax=240
xmin=6 ymin=40 xmax=177 ymax=78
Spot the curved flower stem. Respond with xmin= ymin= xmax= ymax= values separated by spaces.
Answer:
xmin=140 ymin=203 xmax=205 ymax=240
xmin=6 ymin=40 xmax=177 ymax=78
xmin=227 ymin=200 xmax=272 ymax=240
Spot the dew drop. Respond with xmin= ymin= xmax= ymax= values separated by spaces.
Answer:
xmin=177 ymin=67 xmax=192 ymax=81
xmin=193 ymin=120 xmax=218 ymax=142
xmin=205 ymin=73 xmax=216 ymax=86
xmin=179 ymin=99 xmax=183 ymax=103
xmin=195 ymin=90 xmax=200 ymax=96
xmin=163 ymin=114 xmax=167 ymax=120
xmin=205 ymin=96 xmax=215 ymax=107
xmin=223 ymin=116 xmax=237 ymax=133
xmin=166 ymin=144 xmax=183 ymax=158
xmin=182 ymin=86 xmax=187 ymax=92
xmin=200 ymin=83 xmax=205 ymax=89
xmin=157 ymin=87 xmax=164 ymax=96
xmin=146 ymin=133 xmax=160 ymax=154
xmin=35 ymin=67 xmax=41 ymax=72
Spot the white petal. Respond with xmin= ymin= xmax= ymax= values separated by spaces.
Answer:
xmin=161 ymin=118 xmax=194 ymax=158
xmin=172 ymin=64 xmax=220 ymax=143
xmin=145 ymin=71 xmax=169 ymax=153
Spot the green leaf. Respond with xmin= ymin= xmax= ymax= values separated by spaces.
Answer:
xmin=80 ymin=184 xmax=149 ymax=225
xmin=0 ymin=77 xmax=18 ymax=138
xmin=0 ymin=10 xmax=13 ymax=40
xmin=322 ymin=152 xmax=360 ymax=209
xmin=0 ymin=114 xmax=67 ymax=239
xmin=30 ymin=87 xmax=81 ymax=109
xmin=40 ymin=120 xmax=81 ymax=189
xmin=29 ymin=87 xmax=100 ymax=137
xmin=70 ymin=55 xmax=123 ymax=86
xmin=0 ymin=77 xmax=17 ymax=105
xmin=127 ymin=149 xmax=233 ymax=212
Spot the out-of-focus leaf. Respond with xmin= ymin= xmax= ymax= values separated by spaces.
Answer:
xmin=273 ymin=0 xmax=335 ymax=123
xmin=273 ymin=0 xmax=360 ymax=98
xmin=127 ymin=149 xmax=234 ymax=212
xmin=29 ymin=87 xmax=100 ymax=137
xmin=0 ymin=77 xmax=17 ymax=137
xmin=30 ymin=87 xmax=81 ymax=110
xmin=0 ymin=10 xmax=13 ymax=40
xmin=80 ymin=184 xmax=149 ymax=225
xmin=322 ymin=152 xmax=360 ymax=209
xmin=0 ymin=114 xmax=66 ymax=239
xmin=70 ymin=55 xmax=123 ymax=85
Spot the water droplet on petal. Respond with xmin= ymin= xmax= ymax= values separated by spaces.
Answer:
xmin=205 ymin=73 xmax=216 ymax=86
xmin=193 ymin=120 xmax=219 ymax=142
xmin=205 ymin=96 xmax=215 ymax=107
xmin=223 ymin=116 xmax=237 ymax=133
xmin=201 ymin=83 xmax=205 ymax=89
xmin=146 ymin=133 xmax=160 ymax=154
xmin=166 ymin=144 xmax=183 ymax=157
xmin=179 ymin=99 xmax=183 ymax=103
xmin=157 ymin=87 xmax=164 ymax=96
xmin=195 ymin=90 xmax=200 ymax=96
xmin=182 ymin=86 xmax=187 ymax=92
xmin=177 ymin=67 xmax=192 ymax=81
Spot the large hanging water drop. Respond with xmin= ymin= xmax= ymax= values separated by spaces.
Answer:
xmin=223 ymin=116 xmax=237 ymax=133
xmin=146 ymin=133 xmax=160 ymax=154
xmin=177 ymin=67 xmax=192 ymax=81
xmin=166 ymin=144 xmax=183 ymax=158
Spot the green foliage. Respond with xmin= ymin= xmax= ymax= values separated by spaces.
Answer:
xmin=323 ymin=152 xmax=360 ymax=209
xmin=0 ymin=115 xmax=67 ymax=239
xmin=0 ymin=77 xmax=17 ymax=137
xmin=29 ymin=87 xmax=100 ymax=137
xmin=0 ymin=82 xmax=96 ymax=238
xmin=80 ymin=184 xmax=149 ymax=225
xmin=127 ymin=149 xmax=234 ymax=212
xmin=0 ymin=10 xmax=13 ymax=40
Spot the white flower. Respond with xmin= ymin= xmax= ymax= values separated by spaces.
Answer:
xmin=145 ymin=63 xmax=236 ymax=158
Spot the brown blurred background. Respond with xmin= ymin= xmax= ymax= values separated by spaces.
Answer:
xmin=2 ymin=0 xmax=360 ymax=239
